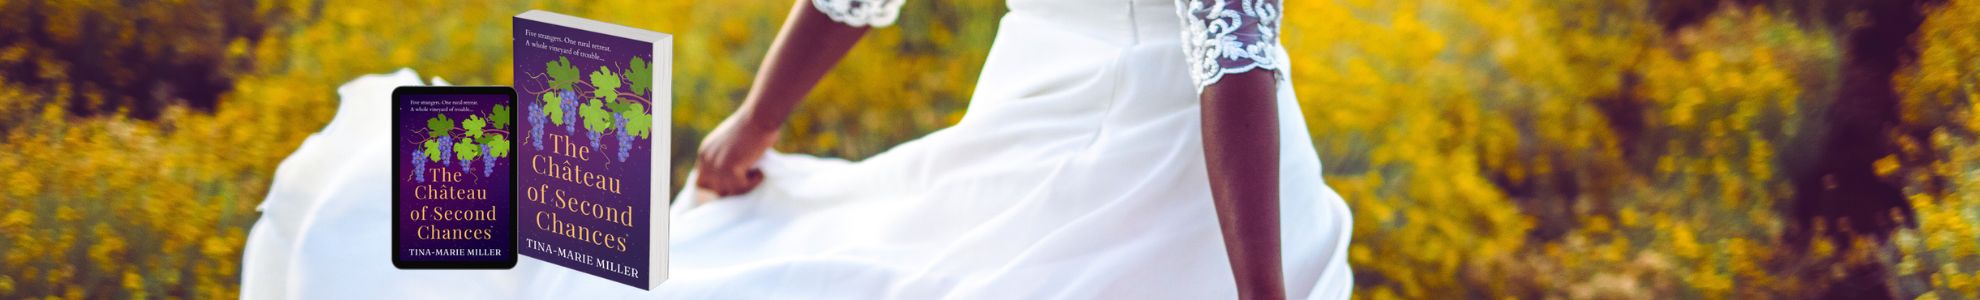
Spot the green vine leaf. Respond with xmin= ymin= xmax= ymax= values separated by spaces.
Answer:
xmin=591 ymin=66 xmax=621 ymax=104
xmin=463 ymin=114 xmax=486 ymax=139
xmin=608 ymin=101 xmax=632 ymax=115
xmin=454 ymin=138 xmax=480 ymax=162
xmin=543 ymin=91 xmax=566 ymax=126
xmin=546 ymin=56 xmax=580 ymax=91
xmin=580 ymin=99 xmax=613 ymax=133
xmin=490 ymin=104 xmax=511 ymax=129
xmin=424 ymin=139 xmax=442 ymax=162
xmin=426 ymin=114 xmax=455 ymax=137
xmin=622 ymin=103 xmax=651 ymax=139
xmin=487 ymin=135 xmax=511 ymax=158
xmin=626 ymin=56 xmax=652 ymax=95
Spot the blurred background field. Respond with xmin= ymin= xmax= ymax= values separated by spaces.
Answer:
xmin=0 ymin=0 xmax=1976 ymax=299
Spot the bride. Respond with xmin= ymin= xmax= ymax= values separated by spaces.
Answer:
xmin=241 ymin=0 xmax=1351 ymax=298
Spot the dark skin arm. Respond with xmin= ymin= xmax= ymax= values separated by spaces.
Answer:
xmin=695 ymin=0 xmax=867 ymax=201
xmin=1201 ymin=69 xmax=1286 ymax=300
xmin=698 ymin=0 xmax=1288 ymax=298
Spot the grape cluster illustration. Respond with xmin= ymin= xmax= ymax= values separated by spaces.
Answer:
xmin=409 ymin=107 xmax=512 ymax=182
xmin=480 ymin=143 xmax=496 ymax=177
xmin=460 ymin=142 xmax=476 ymax=175
xmin=436 ymin=134 xmax=454 ymax=167
xmin=614 ymin=112 xmax=632 ymax=162
xmin=559 ymin=89 xmax=579 ymax=133
xmin=534 ymin=55 xmax=655 ymax=163
xmin=528 ymin=101 xmax=546 ymax=150
xmin=410 ymin=148 xmax=427 ymax=182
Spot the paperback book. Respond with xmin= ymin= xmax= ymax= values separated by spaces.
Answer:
xmin=513 ymin=10 xmax=671 ymax=289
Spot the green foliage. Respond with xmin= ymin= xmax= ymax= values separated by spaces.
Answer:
xmin=490 ymin=104 xmax=512 ymax=129
xmin=544 ymin=91 xmax=567 ymax=125
xmin=580 ymin=99 xmax=613 ymax=133
xmin=426 ymin=113 xmax=456 ymax=137
xmin=463 ymin=114 xmax=487 ymax=139
xmin=591 ymin=66 xmax=622 ymax=104
xmin=487 ymin=135 xmax=511 ymax=158
xmin=627 ymin=56 xmax=653 ymax=95
xmin=425 ymin=139 xmax=443 ymax=162
xmin=622 ymin=103 xmax=653 ymax=139
xmin=546 ymin=56 xmax=582 ymax=91
xmin=454 ymin=138 xmax=480 ymax=162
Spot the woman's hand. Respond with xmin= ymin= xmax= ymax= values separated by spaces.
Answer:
xmin=694 ymin=112 xmax=778 ymax=199
xmin=692 ymin=0 xmax=871 ymax=202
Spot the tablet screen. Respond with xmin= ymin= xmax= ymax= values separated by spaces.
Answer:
xmin=392 ymin=86 xmax=519 ymax=269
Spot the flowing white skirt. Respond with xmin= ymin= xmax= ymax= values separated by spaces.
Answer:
xmin=242 ymin=9 xmax=1352 ymax=298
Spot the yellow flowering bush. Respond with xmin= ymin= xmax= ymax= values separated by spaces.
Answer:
xmin=1893 ymin=0 xmax=1980 ymax=297
xmin=1 ymin=0 xmax=1977 ymax=298
xmin=1 ymin=0 xmax=987 ymax=298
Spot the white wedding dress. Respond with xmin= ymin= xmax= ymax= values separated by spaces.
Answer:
xmin=240 ymin=0 xmax=1351 ymax=298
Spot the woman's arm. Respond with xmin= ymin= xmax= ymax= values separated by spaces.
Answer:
xmin=1200 ymin=69 xmax=1286 ymax=300
xmin=696 ymin=0 xmax=871 ymax=197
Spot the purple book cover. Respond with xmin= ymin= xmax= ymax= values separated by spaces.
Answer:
xmin=393 ymin=89 xmax=518 ymax=268
xmin=513 ymin=10 xmax=671 ymax=289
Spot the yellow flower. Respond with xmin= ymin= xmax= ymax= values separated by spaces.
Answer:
xmin=1875 ymin=155 xmax=1902 ymax=176
xmin=1670 ymin=223 xmax=1701 ymax=260
xmin=4 ymin=172 xmax=38 ymax=199
xmin=89 ymin=223 xmax=127 ymax=273
xmin=122 ymin=271 xmax=144 ymax=297
xmin=0 ymin=210 xmax=29 ymax=234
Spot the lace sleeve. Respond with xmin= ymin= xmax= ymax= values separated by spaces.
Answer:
xmin=1176 ymin=0 xmax=1284 ymax=93
xmin=812 ymin=0 xmax=906 ymax=28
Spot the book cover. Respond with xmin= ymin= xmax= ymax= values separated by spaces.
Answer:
xmin=391 ymin=86 xmax=519 ymax=269
xmin=513 ymin=10 xmax=671 ymax=289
